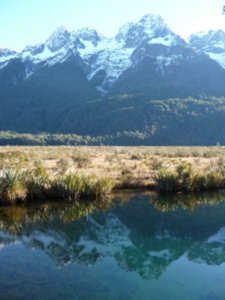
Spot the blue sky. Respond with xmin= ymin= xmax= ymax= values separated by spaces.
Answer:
xmin=1 ymin=0 xmax=225 ymax=51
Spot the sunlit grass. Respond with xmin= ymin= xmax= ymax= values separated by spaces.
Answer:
xmin=1 ymin=146 xmax=225 ymax=203
xmin=0 ymin=167 xmax=114 ymax=205
xmin=154 ymin=162 xmax=225 ymax=193
xmin=0 ymin=168 xmax=26 ymax=204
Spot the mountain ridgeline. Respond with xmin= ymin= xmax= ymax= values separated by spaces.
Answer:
xmin=1 ymin=14 xmax=225 ymax=145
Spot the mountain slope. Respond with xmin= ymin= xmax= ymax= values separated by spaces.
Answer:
xmin=1 ymin=15 xmax=225 ymax=144
xmin=189 ymin=30 xmax=225 ymax=68
xmin=2 ymin=14 xmax=225 ymax=98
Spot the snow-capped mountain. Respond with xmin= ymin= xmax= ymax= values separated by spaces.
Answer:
xmin=0 ymin=48 xmax=17 ymax=69
xmin=0 ymin=14 xmax=191 ymax=94
xmin=2 ymin=14 xmax=225 ymax=96
xmin=2 ymin=14 xmax=225 ymax=137
xmin=189 ymin=30 xmax=225 ymax=69
xmin=116 ymin=14 xmax=184 ymax=48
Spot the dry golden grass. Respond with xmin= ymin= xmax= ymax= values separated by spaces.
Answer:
xmin=0 ymin=146 xmax=225 ymax=189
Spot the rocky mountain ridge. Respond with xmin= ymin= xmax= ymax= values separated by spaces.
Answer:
xmin=1 ymin=14 xmax=225 ymax=143
xmin=2 ymin=14 xmax=225 ymax=95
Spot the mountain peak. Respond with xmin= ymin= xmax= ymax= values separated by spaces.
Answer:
xmin=189 ymin=29 xmax=225 ymax=69
xmin=207 ymin=29 xmax=225 ymax=44
xmin=138 ymin=14 xmax=169 ymax=32
xmin=189 ymin=29 xmax=225 ymax=41
xmin=139 ymin=14 xmax=166 ymax=27
xmin=189 ymin=29 xmax=225 ymax=52
xmin=0 ymin=48 xmax=17 ymax=57
xmin=116 ymin=14 xmax=176 ymax=48
xmin=46 ymin=26 xmax=70 ymax=52
xmin=0 ymin=48 xmax=17 ymax=65
xmin=115 ymin=22 xmax=136 ymax=43
xmin=73 ymin=27 xmax=103 ymax=46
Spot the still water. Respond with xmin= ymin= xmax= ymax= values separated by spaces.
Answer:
xmin=0 ymin=192 xmax=225 ymax=300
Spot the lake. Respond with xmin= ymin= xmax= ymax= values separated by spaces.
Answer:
xmin=0 ymin=192 xmax=225 ymax=300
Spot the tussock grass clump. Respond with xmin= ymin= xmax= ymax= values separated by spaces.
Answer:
xmin=50 ymin=174 xmax=84 ymax=201
xmin=154 ymin=170 xmax=179 ymax=193
xmin=0 ymin=168 xmax=26 ymax=204
xmin=50 ymin=174 xmax=114 ymax=202
xmin=154 ymin=162 xmax=225 ymax=193
xmin=204 ymin=172 xmax=225 ymax=190
xmin=25 ymin=174 xmax=50 ymax=202
xmin=0 ymin=166 xmax=114 ymax=205
xmin=24 ymin=163 xmax=50 ymax=201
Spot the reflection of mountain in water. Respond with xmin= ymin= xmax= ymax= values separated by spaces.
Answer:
xmin=1 ymin=193 xmax=225 ymax=280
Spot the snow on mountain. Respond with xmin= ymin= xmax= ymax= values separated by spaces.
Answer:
xmin=21 ymin=27 xmax=75 ymax=69
xmin=0 ymin=48 xmax=17 ymax=69
xmin=46 ymin=26 xmax=70 ymax=52
xmin=0 ymin=14 xmax=195 ymax=92
xmin=189 ymin=30 xmax=225 ymax=69
xmin=2 ymin=212 xmax=177 ymax=278
xmin=70 ymin=27 xmax=135 ymax=92
xmin=116 ymin=14 xmax=183 ymax=48
xmin=73 ymin=28 xmax=103 ymax=47
xmin=149 ymin=35 xmax=179 ymax=47
xmin=76 ymin=36 xmax=134 ymax=93
xmin=0 ymin=48 xmax=17 ymax=61
xmin=21 ymin=43 xmax=74 ymax=67
xmin=116 ymin=14 xmax=170 ymax=47
xmin=207 ymin=226 xmax=225 ymax=244
xmin=139 ymin=14 xmax=169 ymax=36
xmin=75 ymin=14 xmax=186 ymax=92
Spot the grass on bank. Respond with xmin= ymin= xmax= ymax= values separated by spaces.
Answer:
xmin=1 ymin=162 xmax=225 ymax=204
xmin=0 ymin=167 xmax=114 ymax=205
xmin=154 ymin=162 xmax=225 ymax=193
xmin=1 ymin=146 xmax=225 ymax=204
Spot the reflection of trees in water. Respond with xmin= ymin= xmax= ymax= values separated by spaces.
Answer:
xmin=0 ymin=192 xmax=225 ymax=280
xmin=151 ymin=191 xmax=225 ymax=213
xmin=0 ymin=198 xmax=112 ymax=234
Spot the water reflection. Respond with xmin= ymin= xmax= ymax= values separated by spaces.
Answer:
xmin=0 ymin=192 xmax=225 ymax=283
xmin=151 ymin=191 xmax=225 ymax=212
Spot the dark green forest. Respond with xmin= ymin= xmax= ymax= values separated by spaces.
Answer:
xmin=1 ymin=96 xmax=225 ymax=145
